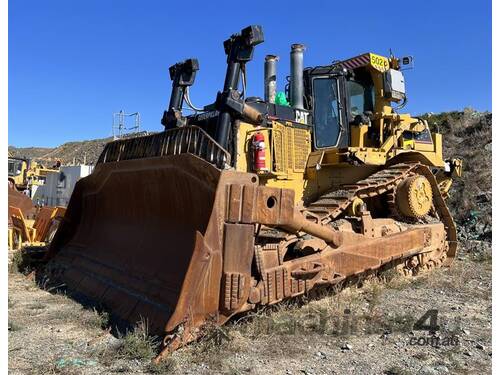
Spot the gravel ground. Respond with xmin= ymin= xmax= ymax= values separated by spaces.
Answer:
xmin=8 ymin=240 xmax=491 ymax=375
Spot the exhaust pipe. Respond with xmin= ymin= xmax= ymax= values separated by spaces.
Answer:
xmin=290 ymin=44 xmax=305 ymax=109
xmin=264 ymin=55 xmax=279 ymax=104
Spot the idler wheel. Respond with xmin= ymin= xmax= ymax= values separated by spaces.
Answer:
xmin=396 ymin=174 xmax=433 ymax=219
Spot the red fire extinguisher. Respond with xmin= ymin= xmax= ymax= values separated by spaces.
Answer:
xmin=252 ymin=132 xmax=267 ymax=172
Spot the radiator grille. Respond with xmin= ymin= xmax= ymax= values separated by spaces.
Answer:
xmin=272 ymin=123 xmax=286 ymax=173
xmin=271 ymin=122 xmax=310 ymax=174
xmin=287 ymin=127 xmax=294 ymax=170
xmin=293 ymin=128 xmax=310 ymax=171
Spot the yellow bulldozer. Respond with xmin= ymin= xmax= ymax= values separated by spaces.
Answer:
xmin=8 ymin=156 xmax=28 ymax=189
xmin=46 ymin=25 xmax=462 ymax=360
xmin=8 ymin=155 xmax=60 ymax=196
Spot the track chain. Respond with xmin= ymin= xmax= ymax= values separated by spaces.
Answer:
xmin=305 ymin=163 xmax=457 ymax=265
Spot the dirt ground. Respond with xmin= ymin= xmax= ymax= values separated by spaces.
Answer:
xmin=8 ymin=238 xmax=491 ymax=375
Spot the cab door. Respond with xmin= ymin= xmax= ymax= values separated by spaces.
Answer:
xmin=310 ymin=75 xmax=349 ymax=150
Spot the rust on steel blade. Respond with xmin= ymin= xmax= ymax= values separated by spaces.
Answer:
xmin=47 ymin=153 xmax=255 ymax=335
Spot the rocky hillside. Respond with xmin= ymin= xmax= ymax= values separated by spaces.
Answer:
xmin=8 ymin=131 xmax=154 ymax=166
xmin=8 ymin=137 xmax=113 ymax=166
xmin=426 ymin=109 xmax=492 ymax=240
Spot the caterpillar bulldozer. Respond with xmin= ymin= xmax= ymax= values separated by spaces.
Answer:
xmin=46 ymin=25 xmax=462 ymax=360
xmin=8 ymin=155 xmax=60 ymax=196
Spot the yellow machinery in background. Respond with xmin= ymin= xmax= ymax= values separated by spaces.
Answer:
xmin=8 ymin=156 xmax=29 ymax=190
xmin=8 ymin=206 xmax=66 ymax=250
xmin=8 ymin=156 xmax=60 ymax=196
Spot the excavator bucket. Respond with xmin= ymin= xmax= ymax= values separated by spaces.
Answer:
xmin=46 ymin=128 xmax=242 ymax=343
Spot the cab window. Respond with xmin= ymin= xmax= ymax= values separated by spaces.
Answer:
xmin=8 ymin=159 xmax=22 ymax=177
xmin=312 ymin=77 xmax=341 ymax=148
xmin=347 ymin=80 xmax=374 ymax=118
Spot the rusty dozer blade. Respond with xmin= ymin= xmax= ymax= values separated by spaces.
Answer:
xmin=46 ymin=147 xmax=252 ymax=340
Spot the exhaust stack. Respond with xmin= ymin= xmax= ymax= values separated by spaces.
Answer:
xmin=264 ymin=55 xmax=279 ymax=104
xmin=290 ymin=44 xmax=305 ymax=109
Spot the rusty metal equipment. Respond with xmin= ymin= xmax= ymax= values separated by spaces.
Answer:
xmin=46 ymin=25 xmax=461 ymax=361
xmin=9 ymin=205 xmax=66 ymax=250
xmin=8 ymin=186 xmax=35 ymax=249
xmin=8 ymin=185 xmax=35 ymax=219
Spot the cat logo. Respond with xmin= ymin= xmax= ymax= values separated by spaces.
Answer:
xmin=295 ymin=110 xmax=309 ymax=124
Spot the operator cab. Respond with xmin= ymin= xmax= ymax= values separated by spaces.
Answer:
xmin=304 ymin=63 xmax=377 ymax=150
xmin=8 ymin=157 xmax=25 ymax=177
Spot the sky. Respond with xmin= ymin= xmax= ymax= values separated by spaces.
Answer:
xmin=9 ymin=0 xmax=492 ymax=147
